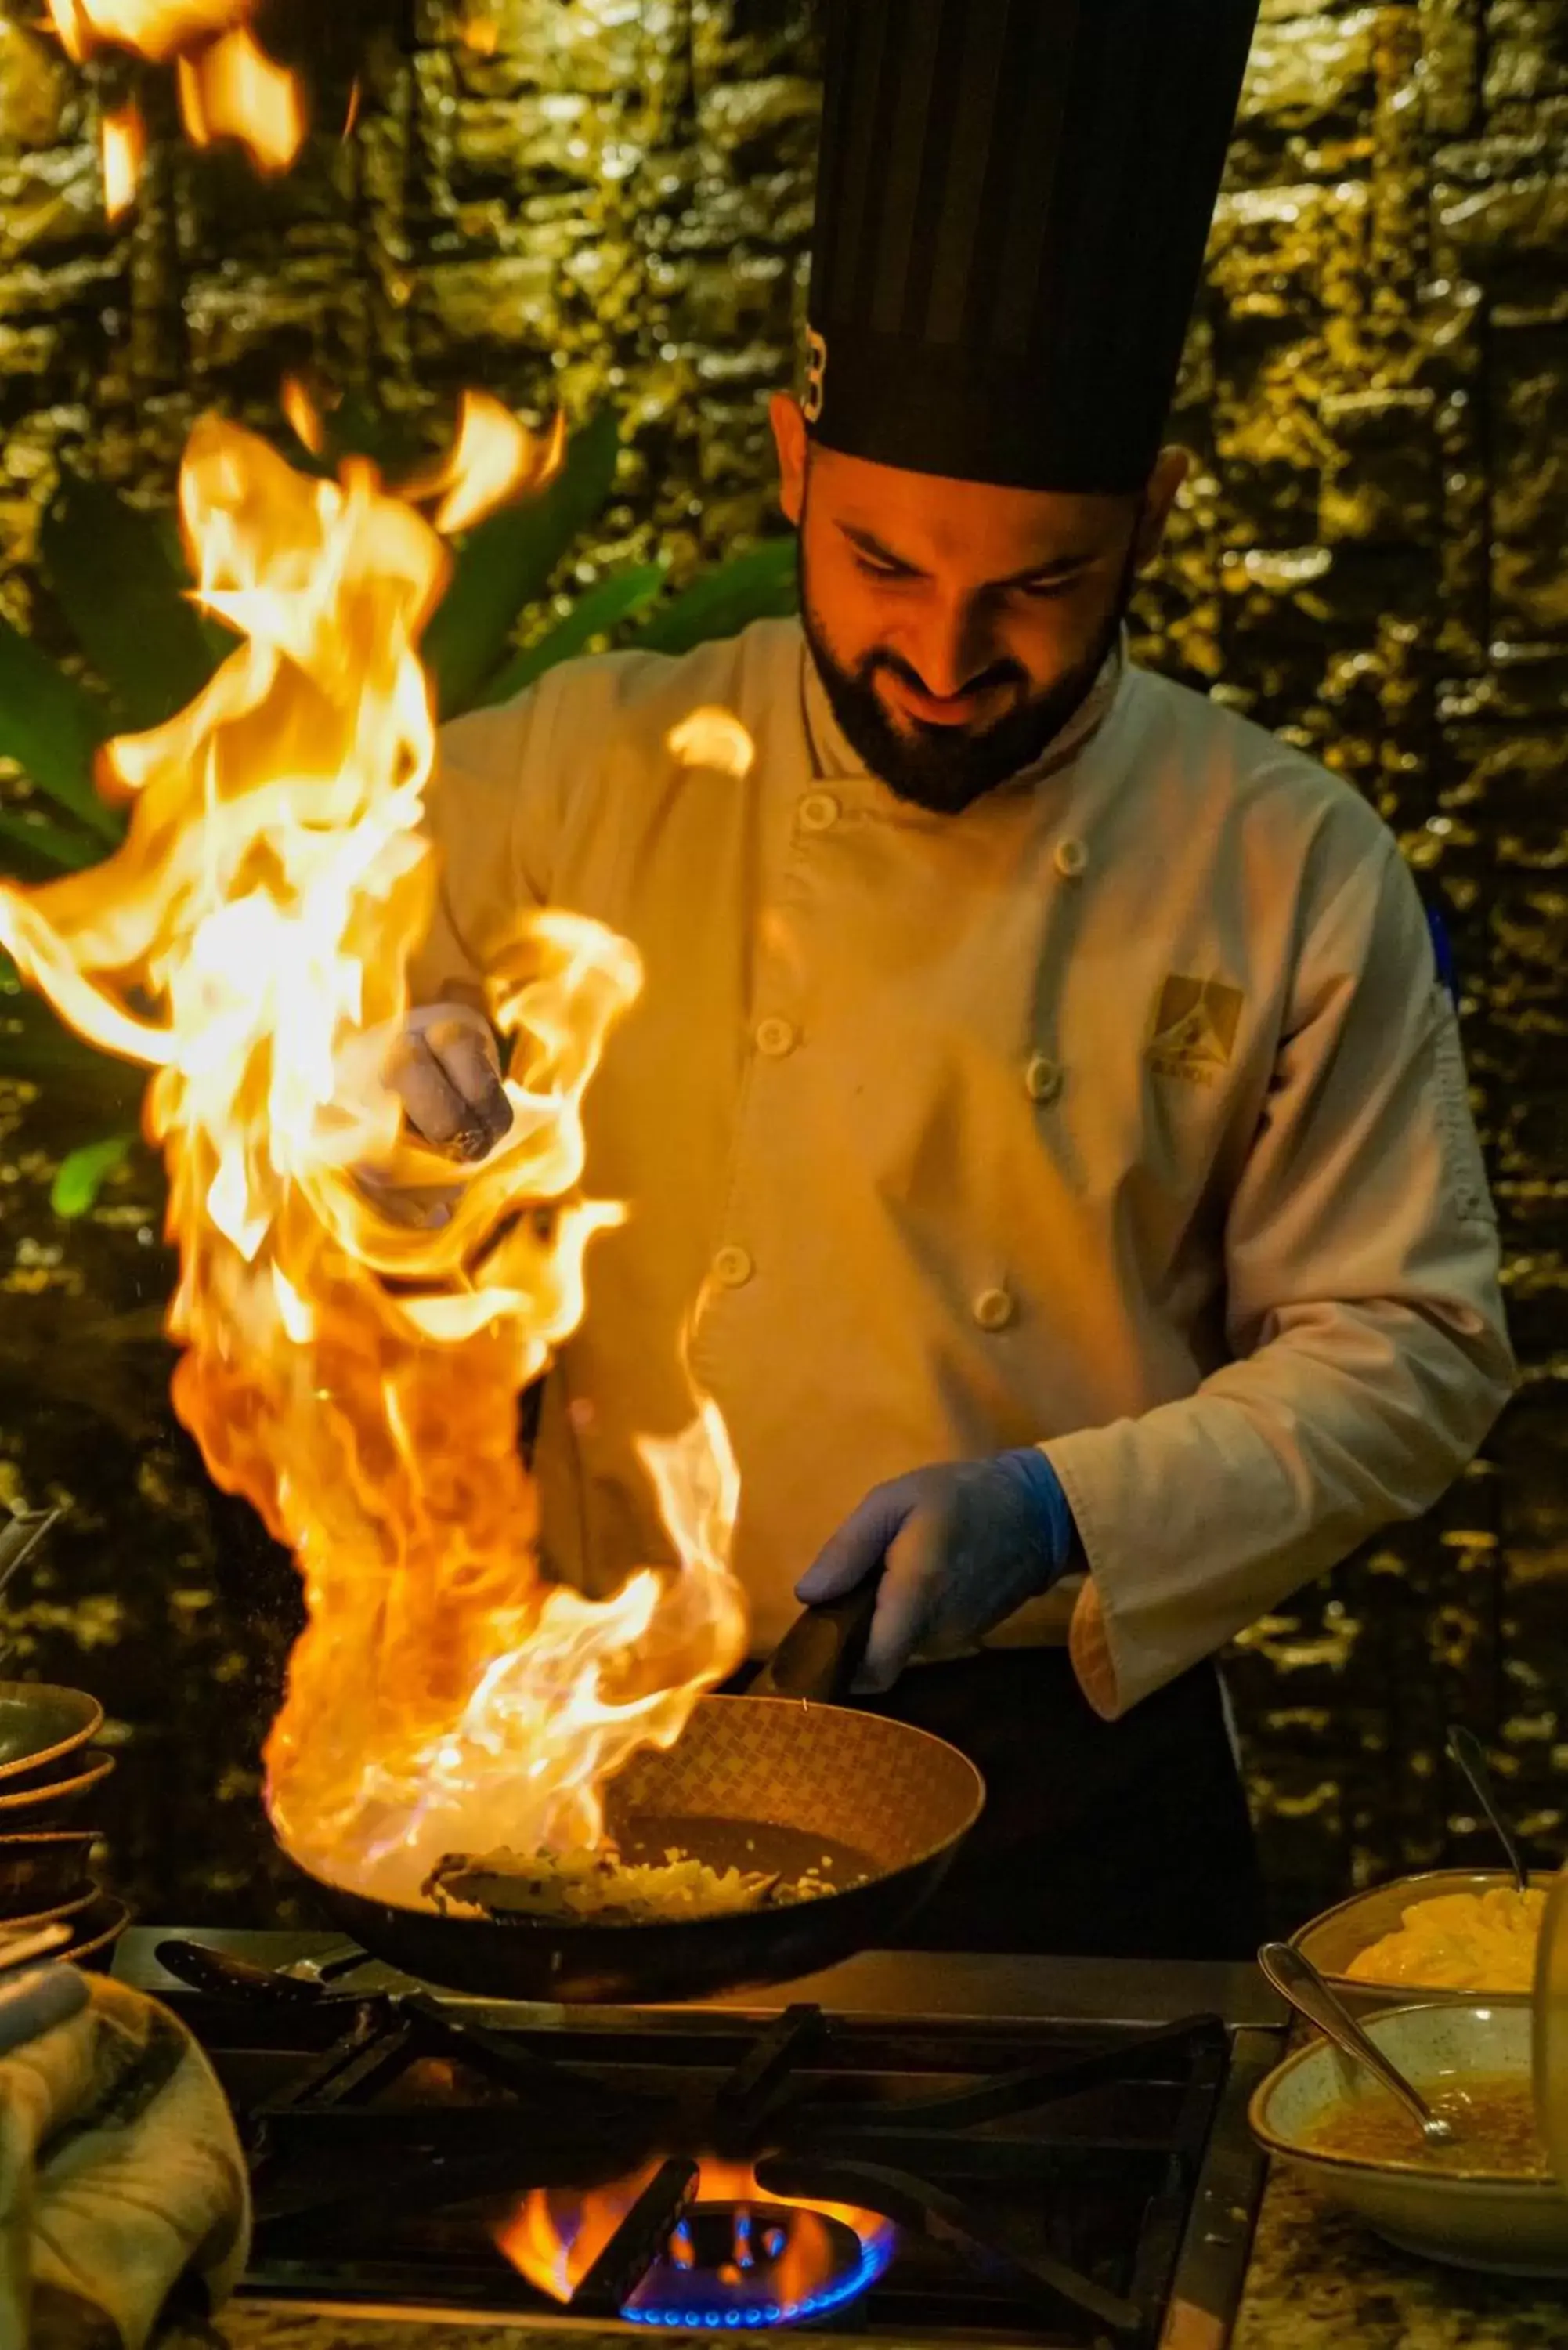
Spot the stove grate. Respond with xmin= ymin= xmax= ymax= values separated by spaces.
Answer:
xmin=150 ymin=1950 xmax=1246 ymax=2345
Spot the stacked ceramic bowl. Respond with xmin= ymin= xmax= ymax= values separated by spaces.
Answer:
xmin=0 ymin=1683 xmax=127 ymax=1969
xmin=1250 ymin=1870 xmax=1568 ymax=2275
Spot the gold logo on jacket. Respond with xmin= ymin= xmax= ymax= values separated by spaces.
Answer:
xmin=801 ymin=327 xmax=828 ymax=423
xmin=1148 ymin=976 xmax=1243 ymax=1086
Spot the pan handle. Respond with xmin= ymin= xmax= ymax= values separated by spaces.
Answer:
xmin=748 ymin=1575 xmax=881 ymax=1704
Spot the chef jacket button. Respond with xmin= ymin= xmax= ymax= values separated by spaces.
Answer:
xmin=973 ymin=1286 xmax=1015 ymax=1332
xmin=755 ymin=1016 xmax=797 ymax=1058
xmin=1025 ymin=1054 xmax=1062 ymax=1104
xmin=799 ymin=790 xmax=841 ymax=833
xmin=1053 ymin=835 xmax=1089 ymax=879
xmin=713 ymin=1245 xmax=754 ymax=1289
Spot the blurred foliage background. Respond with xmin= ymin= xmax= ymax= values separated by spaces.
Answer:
xmin=0 ymin=0 xmax=1564 ymax=1932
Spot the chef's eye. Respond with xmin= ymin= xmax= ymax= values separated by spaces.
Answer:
xmin=853 ymin=552 xmax=914 ymax=583
xmin=1016 ymin=576 xmax=1078 ymax=603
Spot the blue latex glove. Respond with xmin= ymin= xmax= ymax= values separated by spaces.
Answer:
xmin=795 ymin=1450 xmax=1078 ymax=1694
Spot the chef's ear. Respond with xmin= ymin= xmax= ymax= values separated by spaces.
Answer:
xmin=771 ymin=392 xmax=810 ymax=528
xmin=1133 ymin=446 xmax=1190 ymax=569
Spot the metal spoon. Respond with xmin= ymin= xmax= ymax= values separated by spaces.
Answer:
xmin=0 ymin=1508 xmax=63 ymax=1673
xmin=1259 ymin=1940 xmax=1456 ymax=2149
xmin=0 ymin=1508 xmax=61 ymax=1603
xmin=1446 ymin=1723 xmax=1528 ymax=1894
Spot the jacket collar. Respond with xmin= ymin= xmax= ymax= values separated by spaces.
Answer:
xmin=802 ymin=629 xmax=1127 ymax=798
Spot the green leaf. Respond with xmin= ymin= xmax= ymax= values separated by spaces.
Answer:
xmin=0 ymin=1020 xmax=143 ymax=1094
xmin=153 ymin=509 xmax=190 ymax=579
xmin=50 ymin=1132 xmax=136 ymax=1218
xmin=40 ymin=470 xmax=219 ymax=732
xmin=148 ymin=509 xmax=242 ymax=667
xmin=0 ymin=612 xmax=118 ymax=840
xmin=631 ymin=537 xmax=798 ymax=658
xmin=471 ymin=563 xmax=667 ymax=709
xmin=423 ymin=409 xmax=621 ymax=721
xmin=0 ymin=808 xmax=103 ymax=873
xmin=0 ymin=961 xmax=143 ymax=1098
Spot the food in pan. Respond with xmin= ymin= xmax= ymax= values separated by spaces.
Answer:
xmin=425 ymin=1841 xmax=842 ymax=1925
xmin=1306 ymin=2073 xmax=1551 ymax=2177
xmin=1344 ymin=1886 xmax=1546 ymax=1994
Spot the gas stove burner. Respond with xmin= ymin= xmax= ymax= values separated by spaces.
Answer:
xmin=624 ymin=2198 xmax=894 ymax=2330
xmin=132 ymin=1930 xmax=1281 ymax=2344
xmin=500 ymin=2159 xmax=899 ymax=2330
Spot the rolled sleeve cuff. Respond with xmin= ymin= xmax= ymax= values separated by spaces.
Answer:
xmin=1039 ymin=1436 xmax=1126 ymax=1720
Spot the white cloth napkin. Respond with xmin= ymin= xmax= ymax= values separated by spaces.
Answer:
xmin=0 ymin=1968 xmax=251 ymax=2348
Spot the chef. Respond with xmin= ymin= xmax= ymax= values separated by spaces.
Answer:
xmin=391 ymin=0 xmax=1514 ymax=1959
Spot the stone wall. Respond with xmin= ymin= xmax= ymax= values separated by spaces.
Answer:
xmin=0 ymin=0 xmax=1565 ymax=1930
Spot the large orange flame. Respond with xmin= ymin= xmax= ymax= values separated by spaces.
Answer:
xmin=100 ymin=99 xmax=146 ymax=219
xmin=176 ymin=25 xmax=305 ymax=175
xmin=0 ymin=412 xmax=748 ymax=1901
xmin=45 ymin=0 xmax=255 ymax=64
xmin=47 ymin=0 xmax=305 ymax=199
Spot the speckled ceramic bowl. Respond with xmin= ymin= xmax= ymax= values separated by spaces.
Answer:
xmin=1251 ymin=2001 xmax=1568 ymax=2276
xmin=0 ymin=1885 xmax=98 ymax=1938
xmin=1289 ymin=1870 xmax=1554 ymax=2016
xmin=58 ymin=1893 xmax=129 ymax=1973
xmin=0 ymin=1686 xmax=103 ymax=1788
xmin=0 ymin=1830 xmax=96 ymax=1919
xmin=0 ymin=1749 xmax=114 ymax=1830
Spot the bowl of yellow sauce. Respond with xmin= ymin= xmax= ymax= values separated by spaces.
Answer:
xmin=1249 ymin=2001 xmax=1568 ymax=2275
xmin=1289 ymin=1870 xmax=1555 ymax=2015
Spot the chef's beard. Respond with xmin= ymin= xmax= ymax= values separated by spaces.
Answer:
xmin=800 ymin=531 xmax=1139 ymax=815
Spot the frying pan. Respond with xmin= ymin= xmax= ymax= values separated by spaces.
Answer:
xmin=291 ymin=1588 xmax=985 ymax=2004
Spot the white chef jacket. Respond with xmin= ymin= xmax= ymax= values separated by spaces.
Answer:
xmin=414 ymin=617 xmax=1513 ymax=1719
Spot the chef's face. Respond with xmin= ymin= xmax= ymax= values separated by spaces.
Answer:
xmin=771 ymin=393 xmax=1186 ymax=812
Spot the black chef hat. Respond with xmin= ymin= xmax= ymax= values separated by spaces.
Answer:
xmin=804 ymin=0 xmax=1259 ymax=494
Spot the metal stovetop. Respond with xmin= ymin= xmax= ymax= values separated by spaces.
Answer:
xmin=115 ymin=1931 xmax=1286 ymax=2348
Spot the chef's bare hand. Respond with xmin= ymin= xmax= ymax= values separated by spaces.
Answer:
xmin=794 ymin=1451 xmax=1078 ymax=1694
xmin=385 ymin=1000 xmax=512 ymax=1162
